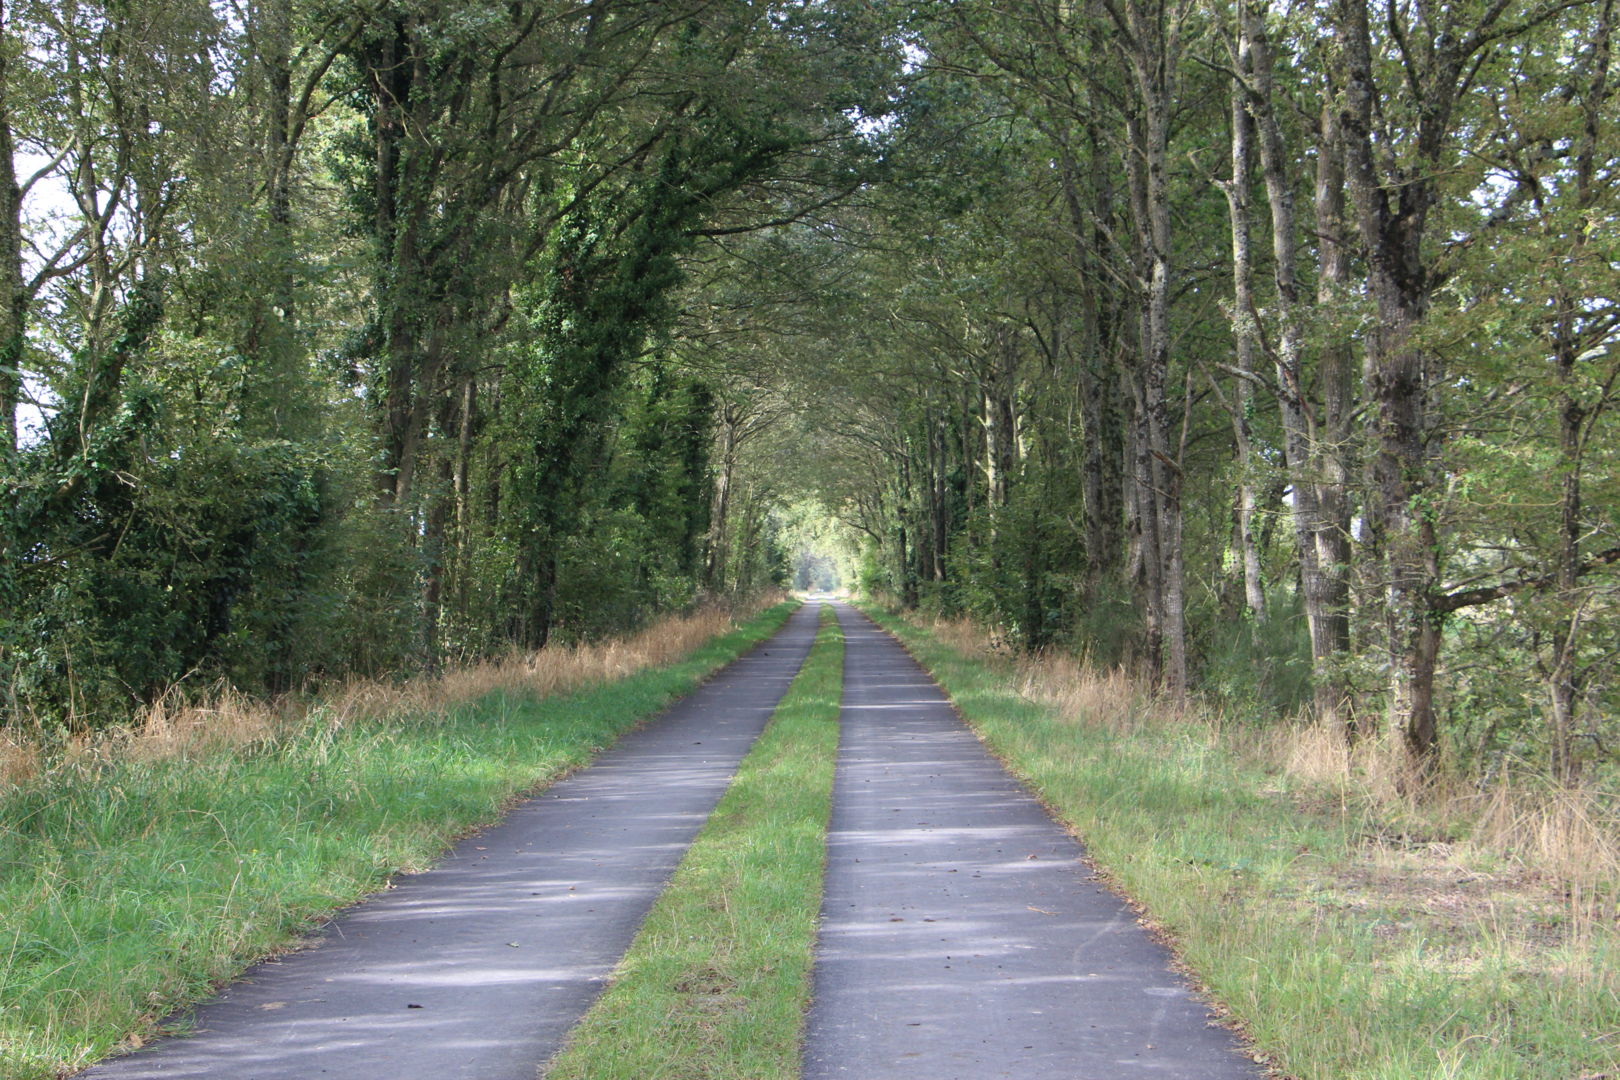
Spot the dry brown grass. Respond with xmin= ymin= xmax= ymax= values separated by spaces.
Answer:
xmin=0 ymin=728 xmax=37 ymax=785
xmin=0 ymin=597 xmax=778 ymax=789
xmin=320 ymin=600 xmax=760 ymax=728
xmin=1265 ymin=720 xmax=1620 ymax=914
xmin=1014 ymin=651 xmax=1152 ymax=733
xmin=914 ymin=612 xmax=1183 ymax=734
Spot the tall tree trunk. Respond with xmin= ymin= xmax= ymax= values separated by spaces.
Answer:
xmin=705 ymin=402 xmax=738 ymax=593
xmin=1310 ymin=99 xmax=1357 ymax=734
xmin=421 ymin=443 xmax=452 ymax=667
xmin=1128 ymin=364 xmax=1164 ymax=680
xmin=897 ymin=448 xmax=919 ymax=607
xmin=1336 ymin=0 xmax=1442 ymax=761
xmin=982 ymin=325 xmax=1017 ymax=517
xmin=1110 ymin=0 xmax=1192 ymax=695
xmin=1220 ymin=64 xmax=1266 ymax=621
xmin=0 ymin=0 xmax=23 ymax=457
xmin=364 ymin=20 xmax=439 ymax=507
xmin=1058 ymin=139 xmax=1123 ymax=588
xmin=1545 ymin=0 xmax=1613 ymax=781
xmin=1141 ymin=104 xmax=1187 ymax=694
xmin=452 ymin=371 xmax=477 ymax=623
xmin=932 ymin=410 xmax=949 ymax=580
xmin=1240 ymin=0 xmax=1353 ymax=720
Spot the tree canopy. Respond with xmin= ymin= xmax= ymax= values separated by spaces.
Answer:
xmin=2 ymin=0 xmax=1616 ymax=783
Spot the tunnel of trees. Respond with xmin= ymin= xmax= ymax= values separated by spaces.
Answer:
xmin=2 ymin=0 xmax=1617 ymax=784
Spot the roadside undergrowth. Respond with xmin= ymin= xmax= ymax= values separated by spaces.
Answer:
xmin=543 ymin=604 xmax=843 ymax=1080
xmin=0 ymin=596 xmax=784 ymax=787
xmin=869 ymin=606 xmax=1620 ymax=1080
xmin=0 ymin=599 xmax=796 ymax=1080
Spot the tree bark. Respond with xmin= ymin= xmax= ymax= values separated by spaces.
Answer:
xmin=1546 ymin=0 xmax=1613 ymax=781
xmin=0 ymin=0 xmax=23 ymax=457
xmin=1108 ymin=0 xmax=1192 ymax=695
xmin=1310 ymin=99 xmax=1357 ymax=734
xmin=1335 ymin=0 xmax=1449 ymax=761
xmin=1220 ymin=60 xmax=1266 ymax=622
xmin=705 ymin=401 xmax=739 ymax=593
xmin=1239 ymin=0 xmax=1355 ymax=723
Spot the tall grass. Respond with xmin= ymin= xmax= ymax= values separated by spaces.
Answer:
xmin=873 ymin=607 xmax=1620 ymax=1080
xmin=3 ymin=599 xmax=781 ymax=782
xmin=0 ymin=599 xmax=795 ymax=1080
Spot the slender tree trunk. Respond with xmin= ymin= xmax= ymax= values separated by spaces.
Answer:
xmin=982 ymin=328 xmax=1016 ymax=517
xmin=263 ymin=0 xmax=293 ymax=258
xmin=705 ymin=403 xmax=738 ymax=592
xmin=1220 ymin=67 xmax=1266 ymax=621
xmin=365 ymin=21 xmax=439 ymax=507
xmin=919 ymin=412 xmax=939 ymax=583
xmin=1143 ymin=105 xmax=1187 ymax=694
xmin=238 ymin=0 xmax=303 ymax=439
xmin=1057 ymin=137 xmax=1123 ymax=588
xmin=898 ymin=449 xmax=919 ymax=606
xmin=1241 ymin=0 xmax=1353 ymax=720
xmin=933 ymin=411 xmax=949 ymax=580
xmin=1310 ymin=100 xmax=1357 ymax=734
xmin=1545 ymin=0 xmax=1612 ymax=781
xmin=1129 ymin=365 xmax=1164 ymax=679
xmin=451 ymin=372 xmax=476 ymax=622
xmin=0 ymin=0 xmax=23 ymax=457
xmin=421 ymin=446 xmax=452 ymax=667
xmin=1110 ymin=0 xmax=1191 ymax=695
xmin=1076 ymin=348 xmax=1116 ymax=582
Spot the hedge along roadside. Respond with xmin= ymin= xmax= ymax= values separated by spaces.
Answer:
xmin=544 ymin=603 xmax=843 ymax=1080
xmin=0 ymin=601 xmax=800 ymax=1080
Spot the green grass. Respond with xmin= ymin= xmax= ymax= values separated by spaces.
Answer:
xmin=543 ymin=604 xmax=843 ymax=1080
xmin=864 ymin=605 xmax=1620 ymax=1080
xmin=0 ymin=602 xmax=797 ymax=1080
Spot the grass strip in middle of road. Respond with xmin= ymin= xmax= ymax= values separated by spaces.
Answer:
xmin=543 ymin=605 xmax=843 ymax=1080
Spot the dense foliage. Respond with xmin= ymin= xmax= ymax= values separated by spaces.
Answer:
xmin=765 ymin=0 xmax=1620 ymax=782
xmin=3 ymin=0 xmax=1616 ymax=785
xmin=0 ymin=0 xmax=896 ymax=726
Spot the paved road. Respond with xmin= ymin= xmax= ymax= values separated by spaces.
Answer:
xmin=81 ymin=599 xmax=1260 ymax=1079
xmin=81 ymin=603 xmax=823 ymax=1080
xmin=802 ymin=603 xmax=1258 ymax=1079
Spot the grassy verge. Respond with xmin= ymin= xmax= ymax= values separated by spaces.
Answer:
xmin=0 ymin=601 xmax=797 ymax=1080
xmin=544 ymin=604 xmax=843 ymax=1080
xmin=864 ymin=605 xmax=1620 ymax=1080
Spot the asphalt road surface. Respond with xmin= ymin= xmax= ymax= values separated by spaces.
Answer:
xmin=801 ymin=604 xmax=1258 ymax=1079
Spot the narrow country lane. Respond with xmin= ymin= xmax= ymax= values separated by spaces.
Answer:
xmin=79 ymin=603 xmax=823 ymax=1080
xmin=803 ymin=603 xmax=1259 ymax=1079
xmin=78 ymin=600 xmax=1260 ymax=1080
